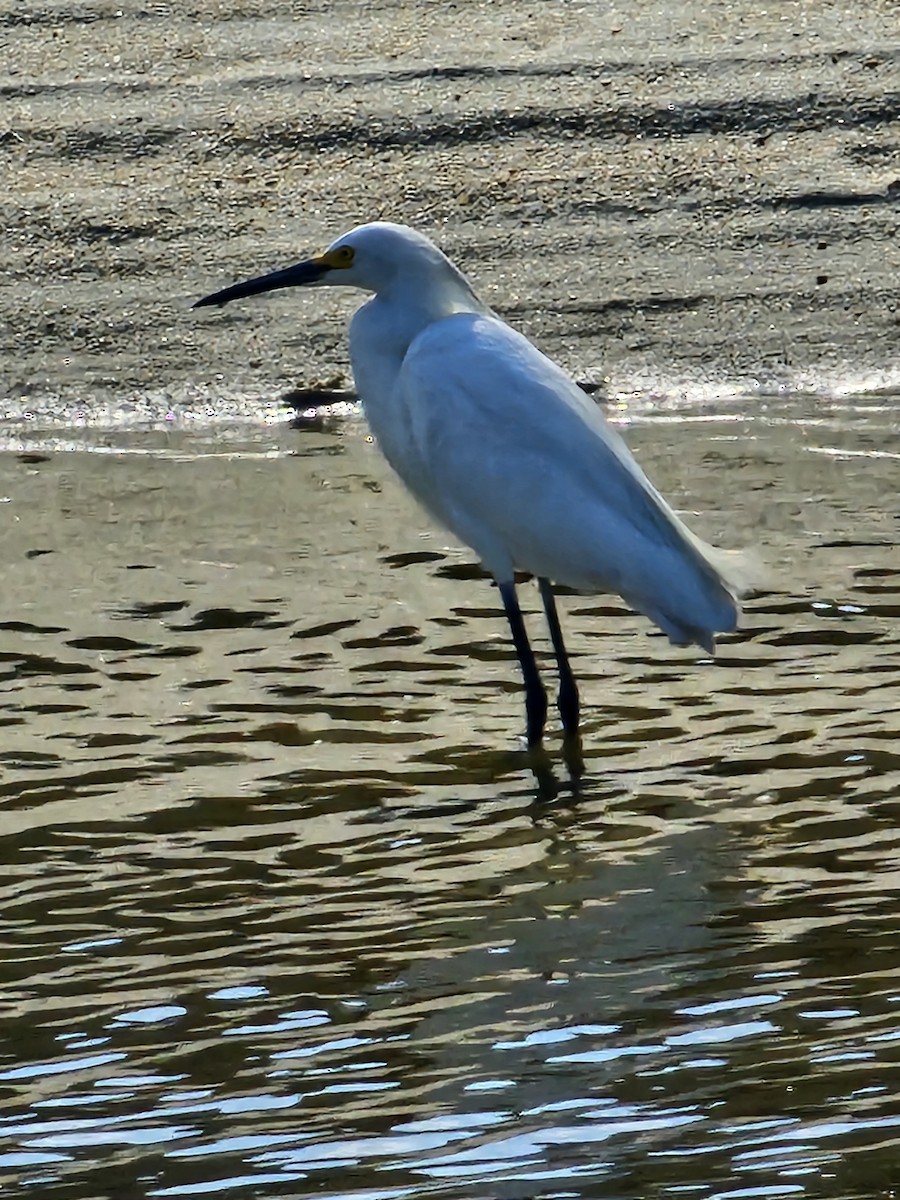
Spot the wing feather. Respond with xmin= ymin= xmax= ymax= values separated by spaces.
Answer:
xmin=396 ymin=312 xmax=750 ymax=645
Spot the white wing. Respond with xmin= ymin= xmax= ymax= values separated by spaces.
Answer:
xmin=396 ymin=312 xmax=746 ymax=649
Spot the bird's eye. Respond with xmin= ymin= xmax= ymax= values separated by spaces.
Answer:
xmin=327 ymin=245 xmax=355 ymax=269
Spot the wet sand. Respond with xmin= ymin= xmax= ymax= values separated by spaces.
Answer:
xmin=4 ymin=0 xmax=899 ymax=410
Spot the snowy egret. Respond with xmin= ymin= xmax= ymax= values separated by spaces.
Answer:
xmin=195 ymin=222 xmax=751 ymax=747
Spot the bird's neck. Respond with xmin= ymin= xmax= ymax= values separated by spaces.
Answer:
xmin=350 ymin=275 xmax=488 ymax=391
xmin=387 ymin=266 xmax=487 ymax=329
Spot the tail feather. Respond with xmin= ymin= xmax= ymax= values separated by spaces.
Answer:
xmin=694 ymin=541 xmax=769 ymax=602
xmin=644 ymin=608 xmax=726 ymax=655
xmin=632 ymin=539 xmax=765 ymax=654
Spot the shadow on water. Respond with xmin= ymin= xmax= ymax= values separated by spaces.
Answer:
xmin=0 ymin=388 xmax=899 ymax=1199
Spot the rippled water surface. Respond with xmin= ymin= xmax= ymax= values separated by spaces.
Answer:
xmin=1 ymin=390 xmax=899 ymax=1200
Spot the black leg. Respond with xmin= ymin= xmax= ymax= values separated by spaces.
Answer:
xmin=538 ymin=578 xmax=580 ymax=738
xmin=499 ymin=580 xmax=547 ymax=746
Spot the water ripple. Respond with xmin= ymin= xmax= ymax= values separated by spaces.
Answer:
xmin=0 ymin=390 xmax=898 ymax=1199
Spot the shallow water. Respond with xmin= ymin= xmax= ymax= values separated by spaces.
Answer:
xmin=1 ymin=389 xmax=899 ymax=1200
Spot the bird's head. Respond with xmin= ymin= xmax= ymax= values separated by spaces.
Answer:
xmin=193 ymin=221 xmax=467 ymax=309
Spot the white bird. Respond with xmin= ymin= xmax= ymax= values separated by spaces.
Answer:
xmin=195 ymin=221 xmax=751 ymax=747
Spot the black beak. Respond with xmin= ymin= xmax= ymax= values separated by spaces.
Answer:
xmin=193 ymin=257 xmax=330 ymax=308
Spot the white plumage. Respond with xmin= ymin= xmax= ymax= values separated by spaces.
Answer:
xmin=195 ymin=221 xmax=751 ymax=746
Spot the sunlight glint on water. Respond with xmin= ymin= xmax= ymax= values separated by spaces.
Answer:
xmin=0 ymin=389 xmax=898 ymax=1200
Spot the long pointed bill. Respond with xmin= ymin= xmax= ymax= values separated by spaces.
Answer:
xmin=193 ymin=257 xmax=330 ymax=308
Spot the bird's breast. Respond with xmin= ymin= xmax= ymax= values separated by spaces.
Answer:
xmin=348 ymin=300 xmax=440 ymax=511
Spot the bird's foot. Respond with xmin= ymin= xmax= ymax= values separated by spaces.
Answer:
xmin=524 ymin=684 xmax=548 ymax=749
xmin=561 ymin=729 xmax=585 ymax=782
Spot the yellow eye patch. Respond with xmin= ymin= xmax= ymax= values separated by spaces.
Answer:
xmin=320 ymin=245 xmax=355 ymax=269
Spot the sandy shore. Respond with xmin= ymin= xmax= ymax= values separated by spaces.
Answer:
xmin=4 ymin=0 xmax=899 ymax=415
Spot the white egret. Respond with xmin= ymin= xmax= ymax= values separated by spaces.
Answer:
xmin=195 ymin=222 xmax=751 ymax=746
